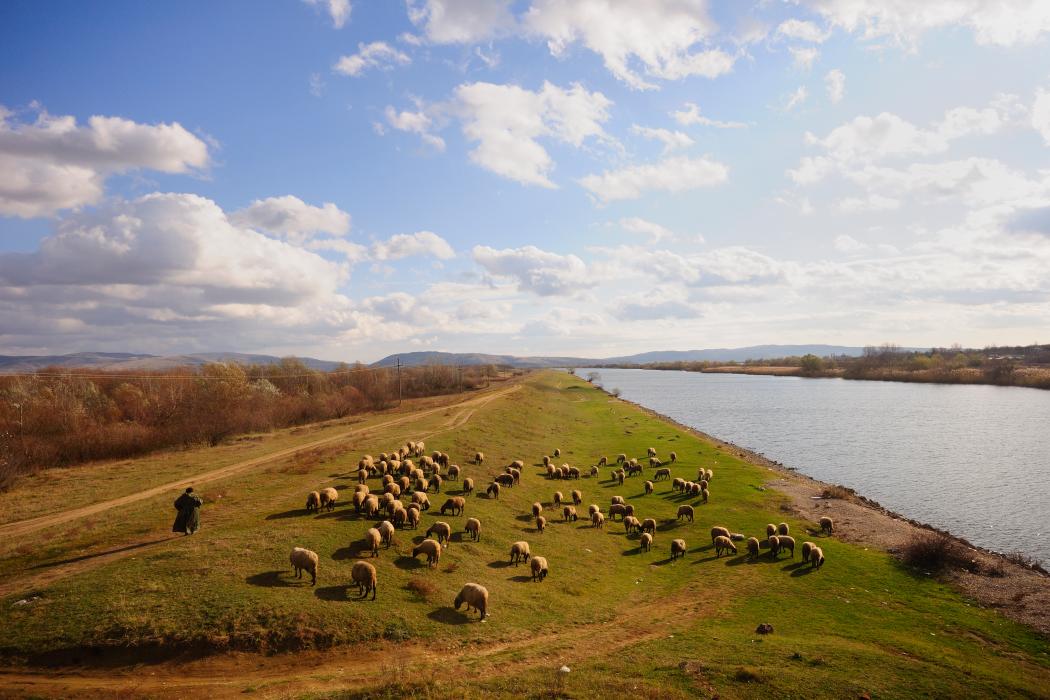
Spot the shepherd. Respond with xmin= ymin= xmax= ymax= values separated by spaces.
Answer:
xmin=173 ymin=487 xmax=203 ymax=535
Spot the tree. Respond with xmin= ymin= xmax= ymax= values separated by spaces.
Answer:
xmin=799 ymin=354 xmax=823 ymax=374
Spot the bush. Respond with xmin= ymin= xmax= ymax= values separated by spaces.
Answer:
xmin=821 ymin=484 xmax=854 ymax=500
xmin=405 ymin=578 xmax=437 ymax=602
xmin=900 ymin=532 xmax=967 ymax=572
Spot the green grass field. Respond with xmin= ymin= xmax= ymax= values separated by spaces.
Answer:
xmin=0 ymin=371 xmax=1047 ymax=698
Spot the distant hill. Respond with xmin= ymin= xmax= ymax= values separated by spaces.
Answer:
xmin=0 ymin=352 xmax=345 ymax=373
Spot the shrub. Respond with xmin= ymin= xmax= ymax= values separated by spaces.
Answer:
xmin=900 ymin=532 xmax=966 ymax=572
xmin=821 ymin=484 xmax=854 ymax=500
xmin=405 ymin=578 xmax=437 ymax=602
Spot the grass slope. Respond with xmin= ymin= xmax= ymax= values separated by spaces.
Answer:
xmin=1 ymin=371 xmax=1047 ymax=699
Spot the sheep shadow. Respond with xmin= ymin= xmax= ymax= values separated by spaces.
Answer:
xmin=265 ymin=508 xmax=311 ymax=520
xmin=690 ymin=554 xmax=724 ymax=565
xmin=427 ymin=607 xmax=471 ymax=625
xmin=622 ymin=546 xmax=645 ymax=557
xmin=333 ymin=542 xmax=372 ymax=561
xmin=651 ymin=556 xmax=676 ymax=566
xmin=515 ymin=514 xmax=534 ymax=523
xmin=487 ymin=560 xmax=513 ymax=569
xmin=394 ymin=555 xmax=424 ymax=570
xmin=725 ymin=555 xmax=755 ymax=567
xmin=246 ymin=570 xmax=298 ymax=587
xmin=314 ymin=509 xmax=353 ymax=521
xmin=791 ymin=565 xmax=818 ymax=577
xmin=508 ymin=575 xmax=533 ymax=583
xmin=314 ymin=584 xmax=351 ymax=601
xmin=782 ymin=561 xmax=808 ymax=572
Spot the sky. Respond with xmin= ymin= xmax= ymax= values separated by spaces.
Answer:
xmin=1 ymin=0 xmax=1050 ymax=363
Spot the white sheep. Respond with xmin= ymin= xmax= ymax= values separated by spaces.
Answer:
xmin=777 ymin=522 xmax=790 ymax=536
xmin=640 ymin=532 xmax=653 ymax=552
xmin=810 ymin=546 xmax=825 ymax=568
xmin=412 ymin=539 xmax=442 ymax=566
xmin=819 ymin=516 xmax=834 ymax=535
xmin=713 ymin=535 xmax=737 ymax=557
xmin=801 ymin=541 xmax=814 ymax=563
xmin=305 ymin=491 xmax=321 ymax=513
xmin=465 ymin=517 xmax=481 ymax=541
xmin=510 ymin=541 xmax=531 ymax=565
xmin=455 ymin=582 xmax=488 ymax=620
xmin=426 ymin=521 xmax=452 ymax=545
xmin=746 ymin=537 xmax=761 ymax=558
xmin=778 ymin=535 xmax=796 ymax=558
xmin=365 ymin=528 xmax=382 ymax=557
xmin=536 ymin=515 xmax=546 ymax=533
xmin=591 ymin=511 xmax=605 ymax=528
xmin=320 ymin=487 xmax=339 ymax=512
xmin=710 ymin=526 xmax=730 ymax=543
xmin=289 ymin=547 xmax=318 ymax=586
xmin=563 ymin=505 xmax=578 ymax=522
xmin=677 ymin=505 xmax=694 ymax=522
xmin=377 ymin=520 xmax=395 ymax=547
xmin=531 ymin=556 xmax=549 ymax=582
xmin=671 ymin=538 xmax=687 ymax=561
xmin=351 ymin=560 xmax=377 ymax=600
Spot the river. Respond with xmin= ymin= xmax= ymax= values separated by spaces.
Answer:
xmin=579 ymin=368 xmax=1050 ymax=565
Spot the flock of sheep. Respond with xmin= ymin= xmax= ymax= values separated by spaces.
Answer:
xmin=286 ymin=440 xmax=832 ymax=621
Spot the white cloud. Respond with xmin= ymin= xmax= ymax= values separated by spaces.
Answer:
xmin=307 ymin=237 xmax=369 ymax=263
xmin=0 ymin=105 xmax=210 ymax=218
xmin=799 ymin=0 xmax=1050 ymax=47
xmin=360 ymin=292 xmax=442 ymax=325
xmin=786 ymin=86 xmax=809 ymax=110
xmin=231 ymin=195 xmax=350 ymax=242
xmin=790 ymin=46 xmax=820 ymax=70
xmin=383 ymin=105 xmax=446 ymax=151
xmin=523 ymin=0 xmax=734 ymax=90
xmin=825 ymin=68 xmax=845 ymax=103
xmin=1033 ymin=88 xmax=1050 ymax=145
xmin=631 ymin=124 xmax=694 ymax=153
xmin=776 ymin=18 xmax=831 ymax=42
xmin=453 ymin=81 xmax=611 ymax=187
xmin=837 ymin=194 xmax=901 ymax=212
xmin=473 ymin=244 xmax=589 ymax=296
xmin=580 ymin=155 xmax=728 ymax=203
xmin=671 ymin=102 xmax=747 ymax=129
xmin=406 ymin=0 xmax=515 ymax=44
xmin=612 ymin=287 xmax=701 ymax=320
xmin=303 ymin=0 xmax=351 ymax=29
xmin=618 ymin=217 xmax=676 ymax=243
xmin=833 ymin=234 xmax=870 ymax=253
xmin=371 ymin=231 xmax=455 ymax=260
xmin=333 ymin=41 xmax=410 ymax=77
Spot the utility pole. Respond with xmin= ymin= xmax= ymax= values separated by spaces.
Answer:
xmin=396 ymin=357 xmax=402 ymax=406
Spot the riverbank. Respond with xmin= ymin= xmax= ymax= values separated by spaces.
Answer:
xmin=610 ymin=391 xmax=1049 ymax=635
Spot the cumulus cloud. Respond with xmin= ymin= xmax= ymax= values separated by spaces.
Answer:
xmin=453 ymin=80 xmax=611 ymax=187
xmin=618 ymin=217 xmax=676 ymax=243
xmin=303 ymin=0 xmax=351 ymax=28
xmin=406 ymin=0 xmax=515 ymax=44
xmin=631 ymin=124 xmax=694 ymax=153
xmin=837 ymin=194 xmax=901 ymax=212
xmin=825 ymin=68 xmax=845 ymax=103
xmin=790 ymin=46 xmax=819 ymax=70
xmin=833 ymin=234 xmax=869 ymax=253
xmin=0 ymin=105 xmax=210 ymax=218
xmin=798 ymin=0 xmax=1050 ymax=47
xmin=785 ymin=86 xmax=809 ymax=110
xmin=1033 ymin=88 xmax=1050 ymax=145
xmin=333 ymin=41 xmax=410 ymax=76
xmin=383 ymin=105 xmax=446 ymax=151
xmin=671 ymin=102 xmax=747 ymax=129
xmin=523 ymin=0 xmax=735 ymax=90
xmin=612 ymin=288 xmax=702 ymax=320
xmin=231 ymin=195 xmax=350 ymax=242
xmin=580 ymin=155 xmax=728 ymax=203
xmin=371 ymin=231 xmax=455 ymax=260
xmin=776 ymin=18 xmax=831 ymax=42
xmin=473 ymin=244 xmax=589 ymax=296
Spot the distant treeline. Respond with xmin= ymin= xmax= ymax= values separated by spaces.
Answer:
xmin=598 ymin=343 xmax=1050 ymax=390
xmin=0 ymin=360 xmax=506 ymax=487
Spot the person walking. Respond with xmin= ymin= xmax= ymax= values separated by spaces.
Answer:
xmin=172 ymin=487 xmax=203 ymax=535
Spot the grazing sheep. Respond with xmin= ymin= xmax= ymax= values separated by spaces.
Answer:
xmin=571 ymin=489 xmax=582 ymax=506
xmin=611 ymin=495 xmax=625 ymax=506
xmin=623 ymin=504 xmax=635 ymax=518
xmin=543 ymin=455 xmax=552 ymax=467
xmin=386 ymin=500 xmax=404 ymax=518
xmin=426 ymin=521 xmax=452 ymax=545
xmin=530 ymin=556 xmax=549 ymax=581
xmin=641 ymin=518 xmax=657 ymax=534
xmin=385 ymin=482 xmax=402 ymax=498
xmin=616 ymin=453 xmax=627 ymax=464
xmin=412 ymin=538 xmax=442 ymax=567
xmin=474 ymin=452 xmax=484 ymax=465
xmin=440 ymin=497 xmax=466 ymax=516
xmin=378 ymin=520 xmax=395 ymax=547
xmin=623 ymin=516 xmax=639 ymax=534
xmin=704 ymin=468 xmax=713 ymax=481
xmin=553 ymin=448 xmax=561 ymax=457
xmin=689 ymin=483 xmax=701 ymax=497
xmin=510 ymin=459 xmax=525 ymax=471
xmin=429 ymin=474 xmax=443 ymax=493
xmin=778 ymin=522 xmax=790 ymax=536
xmin=448 ymin=465 xmax=460 ymax=480
xmin=351 ymin=560 xmax=377 ymax=600
xmin=644 ymin=480 xmax=654 ymax=495
xmin=364 ymin=495 xmax=380 ymax=518
xmin=510 ymin=541 xmax=531 ymax=565
xmin=768 ymin=535 xmax=782 ymax=559
xmin=616 ymin=470 xmax=626 ymax=486
xmin=563 ymin=505 xmax=578 ymax=522
xmin=810 ymin=546 xmax=825 ymax=568
xmin=626 ymin=463 xmax=643 ymax=477
xmin=487 ymin=482 xmax=501 ymax=499
xmin=654 ymin=468 xmax=671 ymax=481
xmin=801 ymin=541 xmax=814 ymax=563
xmin=536 ymin=515 xmax=546 ymax=533
xmin=647 ymin=447 xmax=657 ymax=458
xmin=677 ymin=505 xmax=694 ymax=522
xmin=380 ymin=492 xmax=396 ymax=510
xmin=746 ymin=537 xmax=761 ymax=558
xmin=701 ymin=488 xmax=709 ymax=504
xmin=567 ymin=466 xmax=581 ymax=480
xmin=819 ymin=516 xmax=834 ymax=535
xmin=713 ymin=535 xmax=737 ymax=557
xmin=597 ymin=456 xmax=608 ymax=467
xmin=357 ymin=469 xmax=368 ymax=484
xmin=649 ymin=457 xmax=661 ymax=469
xmin=730 ymin=533 xmax=745 ymax=541
xmin=699 ymin=479 xmax=708 ymax=491
xmin=320 ymin=487 xmax=339 ymax=512
xmin=609 ymin=503 xmax=627 ymax=520
xmin=465 ymin=517 xmax=481 ymax=541
xmin=462 ymin=477 xmax=474 ymax=496
xmin=454 ymin=583 xmax=488 ymax=620
xmin=365 ymin=528 xmax=382 ymax=557
xmin=553 ymin=491 xmax=563 ymax=507
xmin=669 ymin=451 xmax=677 ymax=463
xmin=382 ymin=474 xmax=394 ymax=487
xmin=393 ymin=509 xmax=408 ymax=529
xmin=766 ymin=523 xmax=777 ymax=538
xmin=778 ymin=535 xmax=796 ymax=558
xmin=710 ymin=526 xmax=730 ymax=543
xmin=591 ymin=511 xmax=605 ymax=528
xmin=509 ymin=468 xmax=521 ymax=485
xmin=640 ymin=532 xmax=653 ymax=552
xmin=671 ymin=538 xmax=687 ymax=560
xmin=588 ymin=504 xmax=600 ymax=517
xmin=697 ymin=469 xmax=706 ymax=482
xmin=532 ymin=502 xmax=543 ymax=518
xmin=289 ymin=547 xmax=319 ymax=586
xmin=415 ymin=478 xmax=429 ymax=493
xmin=672 ymin=477 xmax=685 ymax=492
xmin=397 ymin=477 xmax=410 ymax=492
xmin=305 ymin=491 xmax=321 ymax=513
xmin=495 ymin=473 xmax=514 ymax=488
xmin=412 ymin=491 xmax=431 ymax=511
xmin=590 ymin=466 xmax=599 ymax=477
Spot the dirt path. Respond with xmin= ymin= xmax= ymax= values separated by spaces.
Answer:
xmin=0 ymin=582 xmax=706 ymax=698
xmin=0 ymin=384 xmax=518 ymax=543
xmin=0 ymin=385 xmax=517 ymax=601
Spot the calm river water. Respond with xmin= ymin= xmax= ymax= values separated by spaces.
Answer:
xmin=580 ymin=368 xmax=1050 ymax=565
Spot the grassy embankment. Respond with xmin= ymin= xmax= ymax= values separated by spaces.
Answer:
xmin=0 ymin=371 xmax=1047 ymax=698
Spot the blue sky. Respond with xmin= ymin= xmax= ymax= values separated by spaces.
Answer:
xmin=2 ymin=1 xmax=1050 ymax=362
